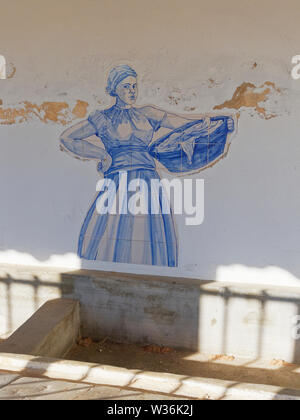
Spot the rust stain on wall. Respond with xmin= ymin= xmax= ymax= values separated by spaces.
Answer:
xmin=0 ymin=100 xmax=89 ymax=125
xmin=214 ymin=81 xmax=281 ymax=119
xmin=208 ymin=78 xmax=217 ymax=88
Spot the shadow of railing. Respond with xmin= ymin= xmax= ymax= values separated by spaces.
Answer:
xmin=1 ymin=268 xmax=300 ymax=399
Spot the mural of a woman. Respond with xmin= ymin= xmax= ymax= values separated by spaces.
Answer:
xmin=60 ymin=65 xmax=235 ymax=267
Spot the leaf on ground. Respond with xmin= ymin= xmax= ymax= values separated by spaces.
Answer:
xmin=142 ymin=345 xmax=173 ymax=354
xmin=270 ymin=359 xmax=294 ymax=367
xmin=210 ymin=354 xmax=235 ymax=362
xmin=78 ymin=337 xmax=93 ymax=348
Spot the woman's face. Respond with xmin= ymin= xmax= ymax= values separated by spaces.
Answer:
xmin=115 ymin=76 xmax=138 ymax=105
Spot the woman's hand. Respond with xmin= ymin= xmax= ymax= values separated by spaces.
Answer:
xmin=97 ymin=154 xmax=112 ymax=174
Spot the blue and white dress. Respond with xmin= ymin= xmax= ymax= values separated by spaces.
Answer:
xmin=61 ymin=104 xmax=233 ymax=267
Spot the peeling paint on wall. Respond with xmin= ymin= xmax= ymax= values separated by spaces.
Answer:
xmin=0 ymin=81 xmax=282 ymax=126
xmin=214 ymin=81 xmax=281 ymax=119
xmin=0 ymin=100 xmax=89 ymax=125
xmin=72 ymin=100 xmax=89 ymax=119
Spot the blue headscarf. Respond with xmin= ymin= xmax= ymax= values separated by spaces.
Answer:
xmin=106 ymin=65 xmax=137 ymax=97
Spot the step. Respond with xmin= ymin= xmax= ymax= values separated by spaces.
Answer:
xmin=0 ymin=353 xmax=300 ymax=400
xmin=0 ymin=299 xmax=80 ymax=358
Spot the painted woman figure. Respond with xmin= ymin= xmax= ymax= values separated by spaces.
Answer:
xmin=60 ymin=65 xmax=235 ymax=267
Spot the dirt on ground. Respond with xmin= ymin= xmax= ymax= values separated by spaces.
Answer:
xmin=66 ymin=337 xmax=300 ymax=390
xmin=68 ymin=338 xmax=189 ymax=375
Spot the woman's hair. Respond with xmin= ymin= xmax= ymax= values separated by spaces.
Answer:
xmin=106 ymin=65 xmax=137 ymax=97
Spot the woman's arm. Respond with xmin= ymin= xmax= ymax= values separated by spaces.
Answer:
xmin=162 ymin=110 xmax=235 ymax=133
xmin=161 ymin=112 xmax=194 ymax=130
xmin=143 ymin=105 xmax=207 ymax=130
xmin=60 ymin=120 xmax=107 ymax=161
xmin=142 ymin=105 xmax=234 ymax=135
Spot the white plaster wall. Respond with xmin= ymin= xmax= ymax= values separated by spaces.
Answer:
xmin=0 ymin=0 xmax=300 ymax=287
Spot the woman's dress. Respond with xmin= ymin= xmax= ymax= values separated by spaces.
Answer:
xmin=60 ymin=104 xmax=233 ymax=267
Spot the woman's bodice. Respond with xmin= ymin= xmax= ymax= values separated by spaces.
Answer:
xmin=88 ymin=105 xmax=166 ymax=174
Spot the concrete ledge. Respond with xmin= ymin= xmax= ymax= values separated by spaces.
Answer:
xmin=0 ymin=353 xmax=299 ymax=400
xmin=0 ymin=299 xmax=80 ymax=358
xmin=2 ymin=264 xmax=300 ymax=363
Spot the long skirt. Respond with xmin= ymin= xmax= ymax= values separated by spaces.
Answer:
xmin=78 ymin=169 xmax=178 ymax=267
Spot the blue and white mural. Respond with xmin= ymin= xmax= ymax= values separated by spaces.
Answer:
xmin=60 ymin=65 xmax=235 ymax=267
